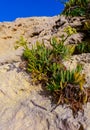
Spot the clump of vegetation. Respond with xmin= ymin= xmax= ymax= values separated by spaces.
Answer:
xmin=15 ymin=33 xmax=90 ymax=116
xmin=74 ymin=41 xmax=90 ymax=54
xmin=47 ymin=63 xmax=88 ymax=115
xmin=50 ymin=37 xmax=75 ymax=60
xmin=62 ymin=0 xmax=90 ymax=16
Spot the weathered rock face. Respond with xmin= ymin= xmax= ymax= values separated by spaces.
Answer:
xmin=0 ymin=16 xmax=90 ymax=130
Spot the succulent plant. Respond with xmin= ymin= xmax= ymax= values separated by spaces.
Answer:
xmin=15 ymin=27 xmax=90 ymax=116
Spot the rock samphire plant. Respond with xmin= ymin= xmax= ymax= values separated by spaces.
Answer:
xmin=15 ymin=27 xmax=90 ymax=117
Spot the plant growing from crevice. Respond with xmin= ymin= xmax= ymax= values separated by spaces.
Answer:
xmin=50 ymin=37 xmax=75 ymax=60
xmin=50 ymin=26 xmax=76 ymax=59
xmin=74 ymin=41 xmax=90 ymax=54
xmin=47 ymin=64 xmax=88 ymax=116
xmin=15 ymin=32 xmax=90 ymax=117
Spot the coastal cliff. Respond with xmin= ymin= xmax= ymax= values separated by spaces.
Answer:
xmin=0 ymin=15 xmax=90 ymax=130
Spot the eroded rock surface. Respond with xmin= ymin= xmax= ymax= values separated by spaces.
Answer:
xmin=0 ymin=16 xmax=90 ymax=130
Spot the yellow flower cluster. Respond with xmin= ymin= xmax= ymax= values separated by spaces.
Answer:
xmin=64 ymin=26 xmax=77 ymax=35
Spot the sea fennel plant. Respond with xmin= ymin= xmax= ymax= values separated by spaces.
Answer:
xmin=50 ymin=26 xmax=76 ymax=59
xmin=15 ymin=29 xmax=89 ymax=116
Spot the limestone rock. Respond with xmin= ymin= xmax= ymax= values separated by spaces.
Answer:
xmin=0 ymin=16 xmax=90 ymax=130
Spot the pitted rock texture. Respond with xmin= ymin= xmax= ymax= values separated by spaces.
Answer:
xmin=0 ymin=16 xmax=90 ymax=130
